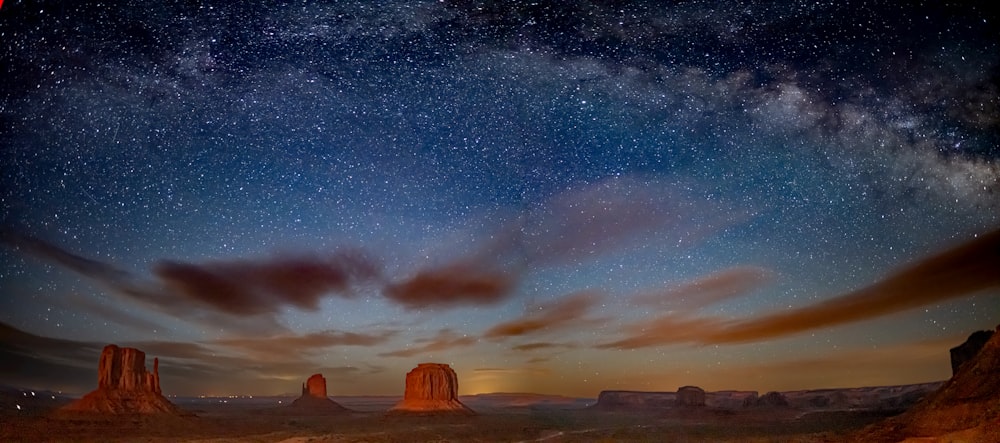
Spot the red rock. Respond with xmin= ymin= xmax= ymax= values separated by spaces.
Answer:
xmin=862 ymin=324 xmax=1000 ymax=440
xmin=61 ymin=344 xmax=182 ymax=415
xmin=305 ymin=373 xmax=327 ymax=398
xmin=949 ymin=329 xmax=993 ymax=375
xmin=389 ymin=363 xmax=474 ymax=415
xmin=288 ymin=373 xmax=350 ymax=414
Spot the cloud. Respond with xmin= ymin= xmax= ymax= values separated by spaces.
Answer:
xmin=473 ymin=366 xmax=550 ymax=375
xmin=511 ymin=342 xmax=576 ymax=352
xmin=486 ymin=176 xmax=747 ymax=267
xmin=0 ymin=322 xmax=103 ymax=392
xmin=383 ymin=264 xmax=516 ymax=309
xmin=600 ymin=228 xmax=1000 ymax=348
xmin=378 ymin=329 xmax=477 ymax=358
xmin=214 ymin=329 xmax=396 ymax=358
xmin=1 ymin=230 xmax=378 ymax=330
xmin=597 ymin=314 xmax=728 ymax=349
xmin=484 ymin=292 xmax=601 ymax=339
xmin=0 ymin=230 xmax=131 ymax=284
xmin=125 ymin=340 xmax=223 ymax=361
xmin=154 ymin=250 xmax=380 ymax=316
xmin=0 ymin=321 xmax=103 ymax=367
xmin=704 ymin=228 xmax=1000 ymax=344
xmin=633 ymin=266 xmax=775 ymax=311
xmin=379 ymin=175 xmax=746 ymax=310
xmin=64 ymin=294 xmax=167 ymax=332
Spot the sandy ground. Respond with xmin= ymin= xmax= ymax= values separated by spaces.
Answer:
xmin=0 ymin=400 xmax=904 ymax=443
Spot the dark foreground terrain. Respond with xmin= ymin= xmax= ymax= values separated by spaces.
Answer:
xmin=0 ymin=397 xmax=904 ymax=443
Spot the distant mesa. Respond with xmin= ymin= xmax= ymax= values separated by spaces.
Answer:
xmin=676 ymin=385 xmax=705 ymax=407
xmin=592 ymin=382 xmax=938 ymax=413
xmin=755 ymin=391 xmax=789 ymax=408
xmin=388 ymin=363 xmax=474 ymax=415
xmin=287 ymin=373 xmax=350 ymax=414
xmin=592 ymin=390 xmax=676 ymax=411
xmin=949 ymin=328 xmax=993 ymax=375
xmin=60 ymin=344 xmax=183 ymax=415
xmin=862 ymin=324 xmax=1000 ymax=441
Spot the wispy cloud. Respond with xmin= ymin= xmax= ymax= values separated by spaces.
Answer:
xmin=597 ymin=314 xmax=727 ymax=349
xmin=214 ymin=329 xmax=397 ymax=358
xmin=703 ymin=229 xmax=1000 ymax=344
xmin=484 ymin=292 xmax=602 ymax=339
xmin=378 ymin=329 xmax=477 ymax=358
xmin=382 ymin=176 xmax=746 ymax=310
xmin=1 ymin=230 xmax=379 ymax=331
xmin=485 ymin=176 xmax=747 ymax=267
xmin=633 ymin=266 xmax=774 ymax=311
xmin=511 ymin=342 xmax=576 ymax=352
xmin=600 ymin=229 xmax=1000 ymax=348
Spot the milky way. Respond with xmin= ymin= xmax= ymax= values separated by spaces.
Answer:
xmin=1 ymin=1 xmax=998 ymax=397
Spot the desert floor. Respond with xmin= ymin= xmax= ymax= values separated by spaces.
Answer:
xmin=0 ymin=398 xmax=902 ymax=443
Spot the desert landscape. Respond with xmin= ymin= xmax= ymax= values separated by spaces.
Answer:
xmin=2 ymin=326 xmax=996 ymax=442
xmin=3 ymin=1 xmax=999 ymax=442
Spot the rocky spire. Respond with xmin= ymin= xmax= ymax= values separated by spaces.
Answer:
xmin=60 ymin=344 xmax=181 ymax=415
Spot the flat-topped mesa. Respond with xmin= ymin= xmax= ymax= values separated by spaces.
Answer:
xmin=60 ymin=344 xmax=182 ymax=415
xmin=288 ymin=373 xmax=350 ymax=414
xmin=756 ymin=391 xmax=790 ymax=407
xmin=389 ymin=363 xmax=474 ymax=415
xmin=676 ymin=386 xmax=706 ymax=407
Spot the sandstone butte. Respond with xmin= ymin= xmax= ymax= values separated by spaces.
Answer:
xmin=288 ymin=373 xmax=350 ymax=413
xmin=388 ymin=363 xmax=474 ymax=415
xmin=60 ymin=344 xmax=183 ymax=415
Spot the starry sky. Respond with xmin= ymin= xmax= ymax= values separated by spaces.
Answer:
xmin=1 ymin=1 xmax=999 ymax=398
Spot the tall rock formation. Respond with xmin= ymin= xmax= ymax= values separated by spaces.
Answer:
xmin=288 ymin=373 xmax=350 ymax=414
xmin=302 ymin=373 xmax=327 ymax=398
xmin=388 ymin=363 xmax=474 ymax=415
xmin=61 ymin=344 xmax=181 ymax=415
xmin=97 ymin=345 xmax=160 ymax=393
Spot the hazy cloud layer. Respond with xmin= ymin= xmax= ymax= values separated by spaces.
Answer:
xmin=1 ymin=230 xmax=132 ymax=285
xmin=484 ymin=292 xmax=601 ymax=339
xmin=214 ymin=329 xmax=397 ymax=359
xmin=602 ymin=229 xmax=1000 ymax=348
xmin=379 ymin=329 xmax=477 ymax=358
xmin=634 ymin=266 xmax=775 ymax=311
xmin=1 ymin=230 xmax=378 ymax=328
xmin=705 ymin=228 xmax=1000 ymax=344
xmin=511 ymin=342 xmax=577 ymax=352
xmin=487 ymin=176 xmax=745 ymax=267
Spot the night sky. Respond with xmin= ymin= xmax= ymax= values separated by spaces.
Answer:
xmin=2 ymin=1 xmax=998 ymax=398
